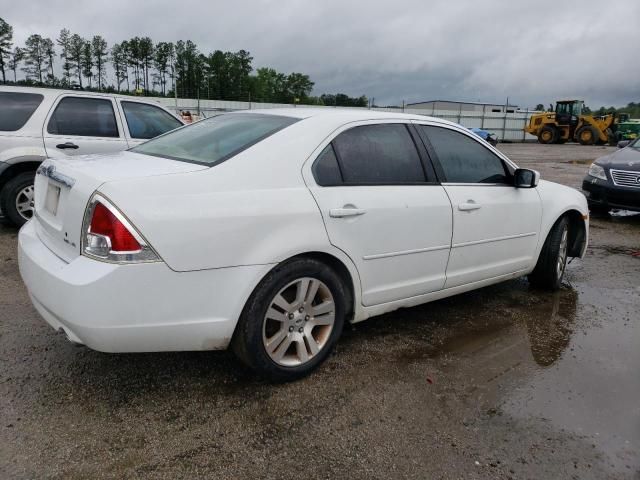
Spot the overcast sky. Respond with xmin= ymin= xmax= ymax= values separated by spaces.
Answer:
xmin=5 ymin=0 xmax=639 ymax=107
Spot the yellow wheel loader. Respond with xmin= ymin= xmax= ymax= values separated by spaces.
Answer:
xmin=524 ymin=100 xmax=619 ymax=145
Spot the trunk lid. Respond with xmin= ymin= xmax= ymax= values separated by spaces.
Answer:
xmin=33 ymin=150 xmax=207 ymax=262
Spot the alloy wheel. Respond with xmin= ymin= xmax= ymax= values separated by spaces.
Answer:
xmin=15 ymin=185 xmax=35 ymax=220
xmin=262 ymin=277 xmax=336 ymax=367
xmin=556 ymin=225 xmax=568 ymax=281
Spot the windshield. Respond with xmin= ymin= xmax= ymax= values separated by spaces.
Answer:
xmin=556 ymin=101 xmax=583 ymax=116
xmin=630 ymin=137 xmax=640 ymax=149
xmin=131 ymin=113 xmax=299 ymax=165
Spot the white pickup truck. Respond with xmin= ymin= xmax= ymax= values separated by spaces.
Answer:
xmin=0 ymin=86 xmax=183 ymax=226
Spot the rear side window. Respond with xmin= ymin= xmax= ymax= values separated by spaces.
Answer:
xmin=332 ymin=124 xmax=425 ymax=184
xmin=313 ymin=144 xmax=343 ymax=186
xmin=121 ymin=101 xmax=182 ymax=139
xmin=132 ymin=113 xmax=298 ymax=166
xmin=0 ymin=92 xmax=44 ymax=131
xmin=419 ymin=126 xmax=509 ymax=184
xmin=47 ymin=97 xmax=119 ymax=137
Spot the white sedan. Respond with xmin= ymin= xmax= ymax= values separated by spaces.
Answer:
xmin=18 ymin=109 xmax=588 ymax=381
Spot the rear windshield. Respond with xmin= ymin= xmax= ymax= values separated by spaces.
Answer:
xmin=0 ymin=92 xmax=44 ymax=131
xmin=131 ymin=113 xmax=298 ymax=165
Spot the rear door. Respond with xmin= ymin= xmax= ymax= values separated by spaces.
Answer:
xmin=43 ymin=95 xmax=128 ymax=158
xmin=116 ymin=100 xmax=183 ymax=148
xmin=415 ymin=123 xmax=542 ymax=288
xmin=305 ymin=121 xmax=453 ymax=306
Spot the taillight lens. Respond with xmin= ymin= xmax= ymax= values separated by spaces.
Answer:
xmin=90 ymin=203 xmax=142 ymax=252
xmin=82 ymin=194 xmax=159 ymax=263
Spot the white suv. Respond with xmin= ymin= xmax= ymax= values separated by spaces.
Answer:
xmin=0 ymin=86 xmax=183 ymax=226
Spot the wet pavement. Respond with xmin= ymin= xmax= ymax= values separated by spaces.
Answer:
xmin=1 ymin=143 xmax=639 ymax=479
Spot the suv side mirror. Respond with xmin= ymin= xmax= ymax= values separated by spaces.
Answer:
xmin=617 ymin=140 xmax=630 ymax=149
xmin=514 ymin=168 xmax=540 ymax=188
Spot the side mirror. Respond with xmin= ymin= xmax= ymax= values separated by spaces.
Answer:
xmin=617 ymin=140 xmax=630 ymax=149
xmin=514 ymin=168 xmax=540 ymax=188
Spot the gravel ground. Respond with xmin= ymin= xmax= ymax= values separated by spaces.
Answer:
xmin=1 ymin=143 xmax=639 ymax=479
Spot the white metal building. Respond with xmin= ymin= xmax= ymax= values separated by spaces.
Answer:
xmin=407 ymin=100 xmax=518 ymax=114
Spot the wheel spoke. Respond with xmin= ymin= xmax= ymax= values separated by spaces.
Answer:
xmin=305 ymin=279 xmax=320 ymax=304
xmin=272 ymin=293 xmax=292 ymax=312
xmin=272 ymin=336 xmax=293 ymax=361
xmin=266 ymin=307 xmax=286 ymax=322
xmin=311 ymin=300 xmax=334 ymax=316
xmin=295 ymin=338 xmax=309 ymax=363
xmin=310 ymin=313 xmax=335 ymax=327
xmin=305 ymin=333 xmax=320 ymax=356
xmin=294 ymin=278 xmax=311 ymax=308
xmin=265 ymin=328 xmax=288 ymax=353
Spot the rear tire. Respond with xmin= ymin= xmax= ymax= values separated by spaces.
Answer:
xmin=528 ymin=216 xmax=570 ymax=291
xmin=0 ymin=172 xmax=36 ymax=228
xmin=538 ymin=126 xmax=557 ymax=144
xmin=232 ymin=257 xmax=347 ymax=382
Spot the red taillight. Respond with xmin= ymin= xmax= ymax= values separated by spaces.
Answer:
xmin=90 ymin=202 xmax=141 ymax=252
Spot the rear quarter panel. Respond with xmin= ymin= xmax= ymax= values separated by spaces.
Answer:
xmin=98 ymin=119 xmax=342 ymax=272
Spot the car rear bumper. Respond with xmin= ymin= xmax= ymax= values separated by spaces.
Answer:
xmin=18 ymin=220 xmax=272 ymax=353
xmin=582 ymin=177 xmax=640 ymax=212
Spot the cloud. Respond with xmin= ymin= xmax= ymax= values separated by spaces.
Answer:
xmin=4 ymin=0 xmax=639 ymax=107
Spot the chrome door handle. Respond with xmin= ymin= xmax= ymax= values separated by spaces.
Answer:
xmin=458 ymin=201 xmax=481 ymax=211
xmin=329 ymin=207 xmax=367 ymax=218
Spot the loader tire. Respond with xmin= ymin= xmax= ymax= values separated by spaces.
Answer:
xmin=538 ymin=126 xmax=557 ymax=144
xmin=577 ymin=126 xmax=597 ymax=145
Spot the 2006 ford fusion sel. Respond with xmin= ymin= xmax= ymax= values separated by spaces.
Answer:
xmin=18 ymin=109 xmax=588 ymax=381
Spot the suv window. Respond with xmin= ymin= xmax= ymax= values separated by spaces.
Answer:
xmin=47 ymin=97 xmax=119 ymax=137
xmin=121 ymin=101 xmax=182 ymax=139
xmin=419 ymin=125 xmax=509 ymax=184
xmin=0 ymin=92 xmax=44 ymax=131
xmin=331 ymin=124 xmax=425 ymax=184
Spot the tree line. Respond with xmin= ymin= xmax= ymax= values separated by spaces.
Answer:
xmin=0 ymin=17 xmax=368 ymax=107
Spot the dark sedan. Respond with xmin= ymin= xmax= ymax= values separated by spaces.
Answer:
xmin=582 ymin=137 xmax=640 ymax=213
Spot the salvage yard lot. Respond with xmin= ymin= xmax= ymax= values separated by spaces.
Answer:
xmin=1 ymin=143 xmax=638 ymax=479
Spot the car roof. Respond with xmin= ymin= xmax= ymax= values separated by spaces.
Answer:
xmin=233 ymin=107 xmax=459 ymax=127
xmin=0 ymin=85 xmax=167 ymax=105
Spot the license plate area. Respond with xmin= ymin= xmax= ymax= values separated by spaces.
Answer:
xmin=44 ymin=183 xmax=61 ymax=216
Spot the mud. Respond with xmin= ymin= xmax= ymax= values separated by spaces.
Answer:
xmin=1 ymin=143 xmax=639 ymax=479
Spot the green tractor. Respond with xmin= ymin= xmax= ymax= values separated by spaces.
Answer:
xmin=616 ymin=114 xmax=640 ymax=141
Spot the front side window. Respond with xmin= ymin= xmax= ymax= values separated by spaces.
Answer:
xmin=131 ymin=113 xmax=298 ymax=165
xmin=47 ymin=97 xmax=119 ymax=137
xmin=419 ymin=125 xmax=509 ymax=184
xmin=331 ymin=124 xmax=425 ymax=184
xmin=121 ymin=101 xmax=182 ymax=139
xmin=0 ymin=92 xmax=44 ymax=131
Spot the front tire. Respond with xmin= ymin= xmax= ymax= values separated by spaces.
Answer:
xmin=577 ymin=126 xmax=598 ymax=145
xmin=528 ymin=216 xmax=570 ymax=291
xmin=538 ymin=126 xmax=557 ymax=144
xmin=0 ymin=172 xmax=36 ymax=227
xmin=232 ymin=257 xmax=347 ymax=382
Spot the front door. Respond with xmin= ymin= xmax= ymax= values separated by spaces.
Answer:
xmin=305 ymin=122 xmax=453 ymax=306
xmin=415 ymin=123 xmax=542 ymax=288
xmin=43 ymin=95 xmax=128 ymax=158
